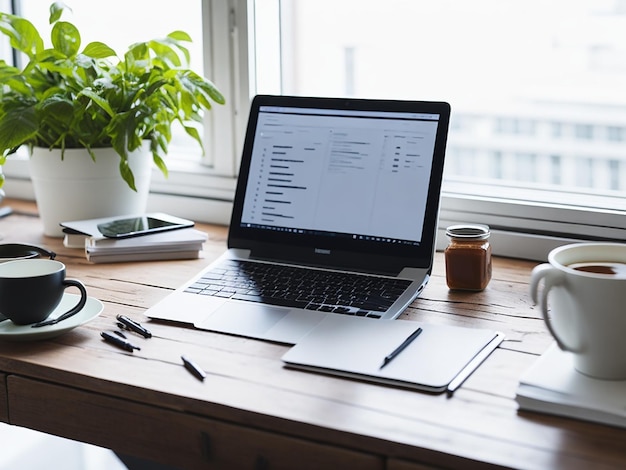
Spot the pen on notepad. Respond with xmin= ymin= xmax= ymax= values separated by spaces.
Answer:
xmin=380 ymin=327 xmax=423 ymax=369
xmin=446 ymin=332 xmax=505 ymax=396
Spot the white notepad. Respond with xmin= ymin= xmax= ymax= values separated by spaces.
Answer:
xmin=282 ymin=315 xmax=504 ymax=393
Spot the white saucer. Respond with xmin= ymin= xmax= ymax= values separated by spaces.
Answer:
xmin=0 ymin=293 xmax=103 ymax=341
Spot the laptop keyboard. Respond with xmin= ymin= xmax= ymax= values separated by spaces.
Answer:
xmin=184 ymin=259 xmax=413 ymax=319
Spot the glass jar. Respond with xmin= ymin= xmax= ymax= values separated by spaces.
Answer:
xmin=444 ymin=224 xmax=492 ymax=291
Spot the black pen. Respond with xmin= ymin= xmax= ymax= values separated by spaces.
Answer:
xmin=380 ymin=327 xmax=423 ymax=369
xmin=116 ymin=314 xmax=152 ymax=338
xmin=181 ymin=355 xmax=207 ymax=381
xmin=101 ymin=331 xmax=141 ymax=352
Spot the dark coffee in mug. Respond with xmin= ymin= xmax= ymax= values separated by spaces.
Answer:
xmin=569 ymin=262 xmax=626 ymax=276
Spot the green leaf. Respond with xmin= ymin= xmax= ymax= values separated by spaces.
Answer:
xmin=152 ymin=152 xmax=168 ymax=178
xmin=148 ymin=40 xmax=182 ymax=68
xmin=39 ymin=96 xmax=74 ymax=135
xmin=185 ymin=71 xmax=226 ymax=104
xmin=77 ymin=88 xmax=115 ymax=117
xmin=51 ymin=21 xmax=81 ymax=57
xmin=83 ymin=42 xmax=116 ymax=59
xmin=49 ymin=2 xmax=71 ymax=24
xmin=0 ymin=15 xmax=44 ymax=58
xmin=183 ymin=125 xmax=203 ymax=153
xmin=194 ymin=92 xmax=212 ymax=112
xmin=119 ymin=159 xmax=137 ymax=192
xmin=127 ymin=42 xmax=149 ymax=60
xmin=167 ymin=31 xmax=192 ymax=42
xmin=0 ymin=74 xmax=31 ymax=95
xmin=124 ymin=42 xmax=149 ymax=71
xmin=0 ymin=107 xmax=38 ymax=151
xmin=202 ymin=80 xmax=226 ymax=104
xmin=31 ymin=47 xmax=66 ymax=64
xmin=165 ymin=32 xmax=191 ymax=64
xmin=145 ymin=78 xmax=167 ymax=96
xmin=0 ymin=60 xmax=18 ymax=76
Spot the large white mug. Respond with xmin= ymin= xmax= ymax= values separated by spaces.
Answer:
xmin=530 ymin=243 xmax=626 ymax=379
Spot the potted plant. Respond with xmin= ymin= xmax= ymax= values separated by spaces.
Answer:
xmin=0 ymin=2 xmax=225 ymax=236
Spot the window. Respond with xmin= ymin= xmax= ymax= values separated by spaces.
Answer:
xmin=489 ymin=152 xmax=503 ymax=180
xmin=551 ymin=122 xmax=563 ymax=139
xmin=515 ymin=153 xmax=538 ymax=183
xmin=575 ymin=124 xmax=594 ymax=140
xmin=3 ymin=0 xmax=626 ymax=260
xmin=576 ymin=157 xmax=594 ymax=187
xmin=495 ymin=118 xmax=536 ymax=136
xmin=251 ymin=0 xmax=626 ymax=258
xmin=609 ymin=160 xmax=621 ymax=190
xmin=550 ymin=155 xmax=562 ymax=185
xmin=608 ymin=126 xmax=625 ymax=142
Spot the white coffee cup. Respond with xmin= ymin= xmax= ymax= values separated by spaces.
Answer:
xmin=530 ymin=242 xmax=626 ymax=380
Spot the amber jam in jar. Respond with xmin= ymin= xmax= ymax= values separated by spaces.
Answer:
xmin=444 ymin=224 xmax=492 ymax=291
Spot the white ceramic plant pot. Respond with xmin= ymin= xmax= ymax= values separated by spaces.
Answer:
xmin=29 ymin=144 xmax=152 ymax=237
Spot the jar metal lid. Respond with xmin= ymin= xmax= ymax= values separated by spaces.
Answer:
xmin=445 ymin=224 xmax=490 ymax=240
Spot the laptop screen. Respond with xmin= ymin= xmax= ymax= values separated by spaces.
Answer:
xmin=229 ymin=95 xmax=450 ymax=273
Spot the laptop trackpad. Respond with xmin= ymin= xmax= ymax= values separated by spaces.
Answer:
xmin=197 ymin=302 xmax=288 ymax=337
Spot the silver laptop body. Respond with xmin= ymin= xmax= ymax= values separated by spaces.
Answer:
xmin=146 ymin=95 xmax=451 ymax=344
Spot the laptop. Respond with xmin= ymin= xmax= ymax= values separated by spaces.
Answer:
xmin=145 ymin=95 xmax=451 ymax=344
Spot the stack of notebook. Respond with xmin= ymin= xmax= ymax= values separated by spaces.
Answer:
xmin=82 ymin=228 xmax=207 ymax=263
xmin=61 ymin=216 xmax=208 ymax=263
xmin=515 ymin=344 xmax=626 ymax=428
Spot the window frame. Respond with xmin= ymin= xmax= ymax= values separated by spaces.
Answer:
xmin=2 ymin=0 xmax=626 ymax=261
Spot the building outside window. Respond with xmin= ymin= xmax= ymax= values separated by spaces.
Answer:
xmin=576 ymin=157 xmax=594 ymax=187
xmin=609 ymin=159 xmax=621 ymax=190
xmin=575 ymin=123 xmax=594 ymax=140
xmin=608 ymin=126 xmax=625 ymax=142
xmin=550 ymin=155 xmax=562 ymax=185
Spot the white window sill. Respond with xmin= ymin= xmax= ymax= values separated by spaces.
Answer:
xmin=1 ymin=154 xmax=237 ymax=226
xmin=438 ymin=179 xmax=626 ymax=260
xmin=4 ymin=156 xmax=625 ymax=261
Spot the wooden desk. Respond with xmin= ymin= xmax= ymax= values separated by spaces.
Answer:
xmin=0 ymin=199 xmax=624 ymax=469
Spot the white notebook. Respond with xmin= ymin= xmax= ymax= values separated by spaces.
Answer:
xmin=282 ymin=315 xmax=504 ymax=393
xmin=516 ymin=344 xmax=626 ymax=428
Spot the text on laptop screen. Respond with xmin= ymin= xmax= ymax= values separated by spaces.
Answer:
xmin=240 ymin=106 xmax=440 ymax=245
